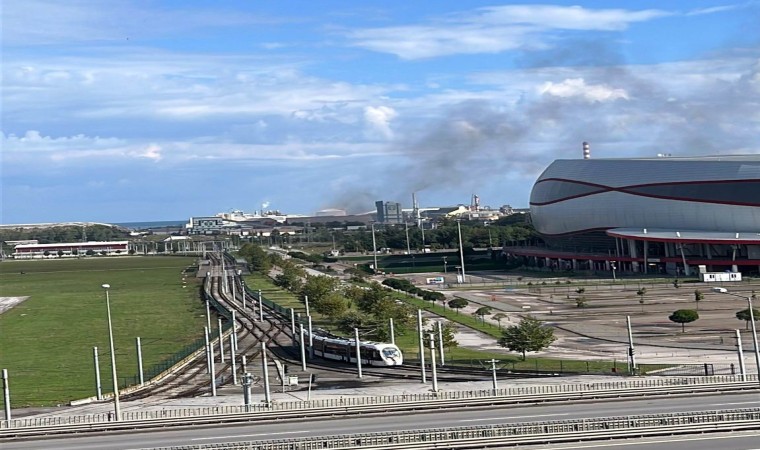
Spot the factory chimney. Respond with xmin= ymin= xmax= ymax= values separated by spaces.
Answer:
xmin=582 ymin=142 xmax=590 ymax=159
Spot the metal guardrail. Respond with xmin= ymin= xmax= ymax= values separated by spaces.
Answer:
xmin=135 ymin=408 xmax=760 ymax=450
xmin=2 ymin=375 xmax=758 ymax=434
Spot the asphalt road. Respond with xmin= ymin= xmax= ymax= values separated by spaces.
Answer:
xmin=5 ymin=392 xmax=760 ymax=450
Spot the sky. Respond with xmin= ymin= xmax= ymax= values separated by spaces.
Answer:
xmin=2 ymin=1 xmax=760 ymax=224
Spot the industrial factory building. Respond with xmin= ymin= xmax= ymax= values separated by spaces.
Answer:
xmin=505 ymin=145 xmax=760 ymax=276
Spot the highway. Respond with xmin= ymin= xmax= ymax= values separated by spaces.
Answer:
xmin=5 ymin=392 xmax=759 ymax=449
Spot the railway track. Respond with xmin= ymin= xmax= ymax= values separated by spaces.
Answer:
xmin=122 ymin=253 xmax=542 ymax=402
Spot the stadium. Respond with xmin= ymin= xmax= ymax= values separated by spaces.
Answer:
xmin=505 ymin=152 xmax=760 ymax=276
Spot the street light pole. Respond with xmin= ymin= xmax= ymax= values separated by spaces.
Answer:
xmin=405 ymin=222 xmax=411 ymax=255
xmin=457 ymin=220 xmax=467 ymax=282
xmin=371 ymin=222 xmax=379 ymax=274
xmin=101 ymin=284 xmax=121 ymax=421
xmin=723 ymin=291 xmax=760 ymax=384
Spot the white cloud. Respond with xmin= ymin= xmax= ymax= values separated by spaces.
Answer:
xmin=1 ymin=0 xmax=285 ymax=46
xmin=539 ymin=78 xmax=629 ymax=102
xmin=2 ymin=51 xmax=396 ymax=128
xmin=474 ymin=5 xmax=669 ymax=30
xmin=346 ymin=5 xmax=670 ymax=59
xmin=135 ymin=144 xmax=162 ymax=161
xmin=363 ymin=105 xmax=397 ymax=139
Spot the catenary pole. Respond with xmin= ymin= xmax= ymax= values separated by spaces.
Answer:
xmin=300 ymin=324 xmax=307 ymax=371
xmin=354 ymin=328 xmax=363 ymax=379
xmin=218 ymin=318 xmax=225 ymax=363
xmin=2 ymin=369 xmax=11 ymax=422
xmin=261 ymin=343 xmax=271 ymax=404
xmin=230 ymin=333 xmax=237 ymax=385
xmin=93 ymin=347 xmax=102 ymax=400
xmin=736 ymin=330 xmax=747 ymax=381
xmin=627 ymin=316 xmax=636 ymax=374
xmin=418 ymin=309 xmax=426 ymax=383
xmin=429 ymin=333 xmax=438 ymax=392
xmin=437 ymin=321 xmax=445 ymax=366
xmin=136 ymin=337 xmax=144 ymax=385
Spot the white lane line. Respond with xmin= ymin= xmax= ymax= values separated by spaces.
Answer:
xmin=709 ymin=401 xmax=760 ymax=406
xmin=459 ymin=413 xmax=571 ymax=422
xmin=190 ymin=430 xmax=313 ymax=441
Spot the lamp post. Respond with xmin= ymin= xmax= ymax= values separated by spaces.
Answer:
xmin=457 ymin=220 xmax=467 ymax=283
xmin=721 ymin=290 xmax=760 ymax=384
xmin=371 ymin=222 xmax=379 ymax=274
xmin=101 ymin=284 xmax=121 ymax=421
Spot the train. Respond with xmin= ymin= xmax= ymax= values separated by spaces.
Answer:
xmin=302 ymin=328 xmax=403 ymax=366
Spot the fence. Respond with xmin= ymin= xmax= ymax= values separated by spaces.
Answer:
xmin=150 ymin=407 xmax=760 ymax=450
xmin=4 ymin=374 xmax=757 ymax=430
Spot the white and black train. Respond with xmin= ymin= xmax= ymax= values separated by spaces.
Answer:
xmin=302 ymin=328 xmax=403 ymax=366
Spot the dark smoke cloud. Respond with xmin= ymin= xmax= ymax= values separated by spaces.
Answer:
xmin=327 ymin=22 xmax=760 ymax=213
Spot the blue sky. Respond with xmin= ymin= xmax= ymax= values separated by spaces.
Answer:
xmin=2 ymin=1 xmax=759 ymax=224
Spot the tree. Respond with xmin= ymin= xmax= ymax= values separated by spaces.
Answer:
xmin=736 ymin=308 xmax=760 ymax=330
xmin=669 ymin=309 xmax=699 ymax=332
xmin=313 ymin=292 xmax=347 ymax=320
xmin=694 ymin=289 xmax=704 ymax=311
xmin=492 ymin=312 xmax=508 ymax=329
xmin=498 ymin=316 xmax=555 ymax=360
xmin=427 ymin=321 xmax=458 ymax=350
xmin=448 ymin=298 xmax=468 ymax=313
xmin=273 ymin=264 xmax=304 ymax=292
xmin=300 ymin=275 xmax=339 ymax=308
xmin=239 ymin=243 xmax=271 ymax=274
xmin=636 ymin=288 xmax=647 ymax=312
xmin=575 ymin=297 xmax=587 ymax=308
xmin=474 ymin=306 xmax=492 ymax=324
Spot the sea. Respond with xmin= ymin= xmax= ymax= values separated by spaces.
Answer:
xmin=114 ymin=220 xmax=187 ymax=230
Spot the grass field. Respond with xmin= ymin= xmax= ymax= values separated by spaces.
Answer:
xmin=0 ymin=256 xmax=208 ymax=407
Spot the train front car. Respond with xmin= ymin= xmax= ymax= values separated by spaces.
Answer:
xmin=350 ymin=341 xmax=404 ymax=366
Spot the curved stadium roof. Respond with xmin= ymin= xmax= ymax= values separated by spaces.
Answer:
xmin=529 ymin=156 xmax=760 ymax=237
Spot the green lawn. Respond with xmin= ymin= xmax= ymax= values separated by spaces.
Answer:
xmin=0 ymin=256 xmax=208 ymax=407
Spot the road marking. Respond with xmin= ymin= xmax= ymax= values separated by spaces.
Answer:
xmin=459 ymin=413 xmax=571 ymax=422
xmin=190 ymin=430 xmax=313 ymax=441
xmin=709 ymin=401 xmax=760 ymax=406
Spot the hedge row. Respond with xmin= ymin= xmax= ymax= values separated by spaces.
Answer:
xmin=381 ymin=278 xmax=445 ymax=302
